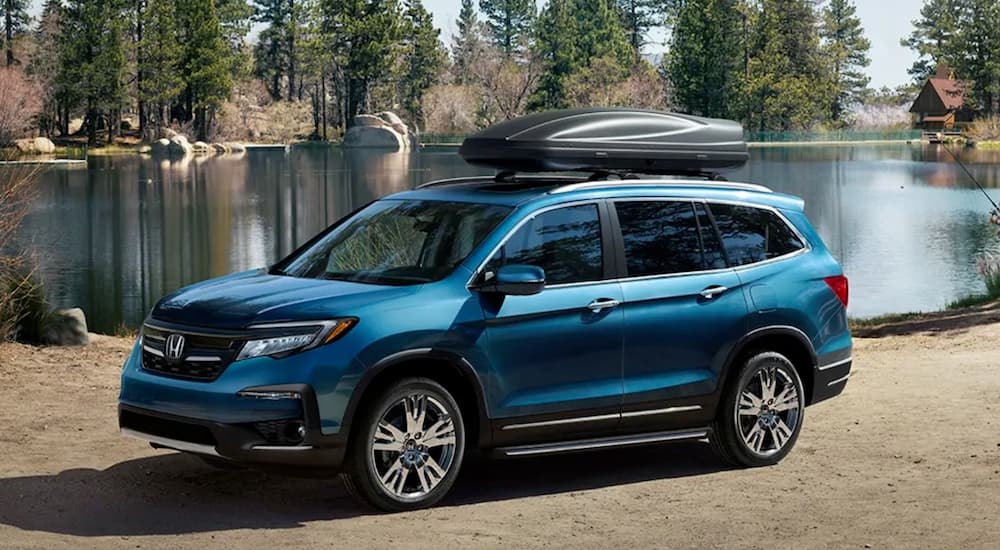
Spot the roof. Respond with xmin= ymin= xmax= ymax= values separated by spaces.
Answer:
xmin=388 ymin=177 xmax=805 ymax=212
xmin=910 ymin=77 xmax=966 ymax=114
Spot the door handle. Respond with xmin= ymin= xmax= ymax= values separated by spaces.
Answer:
xmin=699 ymin=285 xmax=728 ymax=299
xmin=586 ymin=298 xmax=621 ymax=312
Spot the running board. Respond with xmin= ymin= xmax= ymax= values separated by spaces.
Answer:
xmin=497 ymin=428 xmax=710 ymax=457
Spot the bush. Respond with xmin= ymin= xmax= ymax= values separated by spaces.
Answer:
xmin=422 ymin=84 xmax=480 ymax=134
xmin=966 ymin=115 xmax=1000 ymax=142
xmin=0 ymin=166 xmax=46 ymax=342
xmin=975 ymin=244 xmax=1000 ymax=298
xmin=0 ymin=67 xmax=42 ymax=146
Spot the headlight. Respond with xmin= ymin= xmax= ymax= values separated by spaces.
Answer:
xmin=235 ymin=318 xmax=357 ymax=362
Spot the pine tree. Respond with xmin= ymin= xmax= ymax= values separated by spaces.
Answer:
xmin=177 ymin=0 xmax=234 ymax=140
xmin=950 ymin=0 xmax=1000 ymax=113
xmin=59 ymin=0 xmax=128 ymax=146
xmin=479 ymin=0 xmax=534 ymax=57
xmin=140 ymin=0 xmax=184 ymax=132
xmin=452 ymin=0 xmax=482 ymax=84
xmin=529 ymin=0 xmax=579 ymax=110
xmin=530 ymin=0 xmax=633 ymax=110
xmin=821 ymin=0 xmax=871 ymax=123
xmin=665 ymin=0 xmax=744 ymax=119
xmin=321 ymin=0 xmax=403 ymax=121
xmin=401 ymin=0 xmax=445 ymax=128
xmin=28 ymin=0 xmax=66 ymax=136
xmin=1 ymin=0 xmax=30 ymax=66
xmin=901 ymin=0 xmax=961 ymax=83
xmin=617 ymin=0 xmax=663 ymax=58
xmin=254 ymin=0 xmax=292 ymax=99
xmin=744 ymin=0 xmax=830 ymax=131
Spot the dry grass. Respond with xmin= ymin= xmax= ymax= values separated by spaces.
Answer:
xmin=966 ymin=115 xmax=1000 ymax=142
xmin=0 ymin=163 xmax=44 ymax=342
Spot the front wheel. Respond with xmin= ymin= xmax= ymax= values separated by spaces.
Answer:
xmin=711 ymin=351 xmax=805 ymax=467
xmin=341 ymin=377 xmax=465 ymax=512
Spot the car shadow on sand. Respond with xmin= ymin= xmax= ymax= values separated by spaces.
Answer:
xmin=0 ymin=441 xmax=729 ymax=537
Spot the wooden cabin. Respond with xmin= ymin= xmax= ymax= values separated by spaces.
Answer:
xmin=909 ymin=66 xmax=974 ymax=131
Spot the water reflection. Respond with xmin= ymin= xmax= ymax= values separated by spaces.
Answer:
xmin=11 ymin=144 xmax=1000 ymax=332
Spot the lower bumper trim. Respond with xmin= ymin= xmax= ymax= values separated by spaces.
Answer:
xmin=498 ymin=427 xmax=709 ymax=457
xmin=122 ymin=428 xmax=221 ymax=457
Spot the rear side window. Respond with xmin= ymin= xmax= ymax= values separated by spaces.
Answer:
xmin=615 ymin=201 xmax=705 ymax=276
xmin=486 ymin=204 xmax=603 ymax=285
xmin=708 ymin=203 xmax=805 ymax=266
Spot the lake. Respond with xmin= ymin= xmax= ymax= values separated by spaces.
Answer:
xmin=10 ymin=144 xmax=1000 ymax=333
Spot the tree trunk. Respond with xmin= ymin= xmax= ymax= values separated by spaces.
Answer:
xmin=321 ymin=67 xmax=327 ymax=141
xmin=87 ymin=106 xmax=98 ymax=147
xmin=287 ymin=0 xmax=296 ymax=102
xmin=137 ymin=0 xmax=146 ymax=135
xmin=5 ymin=0 xmax=13 ymax=67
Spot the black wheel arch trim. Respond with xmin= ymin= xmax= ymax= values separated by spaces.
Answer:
xmin=718 ymin=325 xmax=818 ymax=400
xmin=341 ymin=348 xmax=493 ymax=448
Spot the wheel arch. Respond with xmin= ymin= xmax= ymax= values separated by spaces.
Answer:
xmin=720 ymin=326 xmax=818 ymax=405
xmin=341 ymin=349 xmax=491 ymax=448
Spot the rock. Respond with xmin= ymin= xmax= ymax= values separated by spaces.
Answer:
xmin=32 ymin=137 xmax=56 ymax=154
xmin=343 ymin=112 xmax=411 ymax=150
xmin=150 ymin=138 xmax=171 ymax=155
xmin=14 ymin=138 xmax=36 ymax=153
xmin=138 ymin=145 xmax=152 ymax=154
xmin=41 ymin=308 xmax=90 ymax=346
xmin=191 ymin=141 xmax=212 ymax=154
xmin=168 ymin=135 xmax=193 ymax=156
xmin=211 ymin=143 xmax=229 ymax=153
xmin=161 ymin=128 xmax=180 ymax=139
xmin=223 ymin=142 xmax=246 ymax=153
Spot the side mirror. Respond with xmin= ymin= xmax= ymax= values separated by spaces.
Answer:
xmin=481 ymin=264 xmax=545 ymax=296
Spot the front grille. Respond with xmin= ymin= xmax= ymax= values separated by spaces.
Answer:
xmin=120 ymin=409 xmax=216 ymax=446
xmin=141 ymin=325 xmax=241 ymax=382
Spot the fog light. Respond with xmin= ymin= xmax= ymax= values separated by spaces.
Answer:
xmin=284 ymin=421 xmax=305 ymax=444
xmin=236 ymin=390 xmax=301 ymax=400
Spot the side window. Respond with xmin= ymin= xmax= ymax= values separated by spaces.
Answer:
xmin=485 ymin=204 xmax=603 ymax=285
xmin=614 ymin=201 xmax=704 ymax=276
xmin=708 ymin=203 xmax=805 ymax=266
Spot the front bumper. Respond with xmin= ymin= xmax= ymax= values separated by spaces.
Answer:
xmin=119 ymin=388 xmax=347 ymax=470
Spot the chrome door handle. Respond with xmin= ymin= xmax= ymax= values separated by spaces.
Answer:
xmin=699 ymin=286 xmax=728 ymax=299
xmin=587 ymin=298 xmax=621 ymax=312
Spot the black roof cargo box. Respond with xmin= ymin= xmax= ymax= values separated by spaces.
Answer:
xmin=459 ymin=108 xmax=748 ymax=176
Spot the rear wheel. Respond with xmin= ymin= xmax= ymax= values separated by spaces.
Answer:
xmin=341 ymin=377 xmax=465 ymax=512
xmin=711 ymin=351 xmax=804 ymax=467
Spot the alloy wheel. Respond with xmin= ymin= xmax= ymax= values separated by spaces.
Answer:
xmin=369 ymin=393 xmax=458 ymax=501
xmin=734 ymin=363 xmax=802 ymax=457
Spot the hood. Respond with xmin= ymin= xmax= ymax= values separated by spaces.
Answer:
xmin=151 ymin=269 xmax=421 ymax=329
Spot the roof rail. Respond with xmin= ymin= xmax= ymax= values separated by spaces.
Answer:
xmin=549 ymin=179 xmax=773 ymax=195
xmin=416 ymin=174 xmax=585 ymax=189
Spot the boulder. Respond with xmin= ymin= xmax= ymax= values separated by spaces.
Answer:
xmin=41 ymin=308 xmax=90 ymax=347
xmin=343 ymin=112 xmax=411 ymax=150
xmin=223 ymin=142 xmax=246 ymax=153
xmin=168 ymin=135 xmax=193 ymax=156
xmin=32 ymin=137 xmax=56 ymax=154
xmin=14 ymin=138 xmax=35 ymax=153
xmin=150 ymin=138 xmax=171 ymax=155
xmin=191 ymin=141 xmax=212 ymax=154
xmin=211 ymin=143 xmax=229 ymax=153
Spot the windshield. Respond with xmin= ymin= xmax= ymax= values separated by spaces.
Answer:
xmin=278 ymin=199 xmax=512 ymax=285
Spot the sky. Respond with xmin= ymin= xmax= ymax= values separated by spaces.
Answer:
xmin=26 ymin=0 xmax=925 ymax=89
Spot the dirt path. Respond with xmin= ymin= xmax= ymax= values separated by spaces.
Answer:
xmin=0 ymin=327 xmax=998 ymax=549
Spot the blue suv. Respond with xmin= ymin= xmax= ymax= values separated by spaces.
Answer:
xmin=119 ymin=176 xmax=852 ymax=511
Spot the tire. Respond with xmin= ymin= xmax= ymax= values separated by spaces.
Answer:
xmin=341 ymin=377 xmax=465 ymax=512
xmin=710 ymin=351 xmax=805 ymax=467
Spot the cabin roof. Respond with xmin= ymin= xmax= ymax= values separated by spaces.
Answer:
xmin=910 ymin=77 xmax=966 ymax=114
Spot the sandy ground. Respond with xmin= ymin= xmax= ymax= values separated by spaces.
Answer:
xmin=0 ymin=325 xmax=998 ymax=550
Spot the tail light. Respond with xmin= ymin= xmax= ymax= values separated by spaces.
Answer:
xmin=824 ymin=275 xmax=849 ymax=308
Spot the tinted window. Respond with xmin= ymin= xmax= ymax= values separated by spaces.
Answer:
xmin=486 ymin=204 xmax=603 ymax=285
xmin=615 ymin=201 xmax=705 ymax=276
xmin=695 ymin=202 xmax=727 ymax=269
xmin=708 ymin=204 xmax=805 ymax=266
